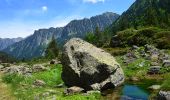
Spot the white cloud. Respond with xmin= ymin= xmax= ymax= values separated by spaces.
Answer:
xmin=42 ymin=6 xmax=48 ymax=12
xmin=83 ymin=0 xmax=105 ymax=3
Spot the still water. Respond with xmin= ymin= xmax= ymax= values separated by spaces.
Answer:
xmin=121 ymin=84 xmax=149 ymax=100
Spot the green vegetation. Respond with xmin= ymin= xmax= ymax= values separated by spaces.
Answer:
xmin=33 ymin=64 xmax=63 ymax=87
xmin=2 ymin=64 xmax=101 ymax=100
xmin=85 ymin=26 xmax=111 ymax=47
xmin=116 ymin=57 xmax=150 ymax=79
xmin=162 ymin=73 xmax=170 ymax=91
xmin=110 ymin=27 xmax=170 ymax=49
xmin=103 ymin=48 xmax=128 ymax=56
xmin=111 ymin=0 xmax=170 ymax=32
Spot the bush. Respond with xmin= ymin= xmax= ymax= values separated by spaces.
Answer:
xmin=111 ymin=27 xmax=170 ymax=49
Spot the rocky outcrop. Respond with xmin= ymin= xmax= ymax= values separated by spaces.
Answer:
xmin=61 ymin=38 xmax=124 ymax=91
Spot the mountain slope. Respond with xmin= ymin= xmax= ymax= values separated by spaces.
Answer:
xmin=111 ymin=0 xmax=170 ymax=32
xmin=4 ymin=12 xmax=119 ymax=59
xmin=0 ymin=51 xmax=17 ymax=63
xmin=0 ymin=37 xmax=23 ymax=50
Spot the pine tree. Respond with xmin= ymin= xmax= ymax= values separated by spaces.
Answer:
xmin=45 ymin=35 xmax=59 ymax=59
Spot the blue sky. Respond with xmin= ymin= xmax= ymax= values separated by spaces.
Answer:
xmin=0 ymin=0 xmax=135 ymax=38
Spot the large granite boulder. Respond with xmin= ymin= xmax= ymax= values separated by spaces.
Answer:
xmin=158 ymin=91 xmax=170 ymax=100
xmin=61 ymin=38 xmax=124 ymax=91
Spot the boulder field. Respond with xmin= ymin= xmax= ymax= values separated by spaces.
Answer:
xmin=61 ymin=38 xmax=124 ymax=91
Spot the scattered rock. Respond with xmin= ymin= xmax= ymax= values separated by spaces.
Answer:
xmin=151 ymin=54 xmax=159 ymax=62
xmin=132 ymin=45 xmax=139 ymax=50
xmin=151 ymin=62 xmax=160 ymax=66
xmin=0 ymin=65 xmax=4 ymax=69
xmin=3 ymin=65 xmax=32 ymax=75
xmin=148 ymin=66 xmax=161 ymax=74
xmin=149 ymin=85 xmax=161 ymax=90
xmin=32 ymin=64 xmax=47 ymax=72
xmin=33 ymin=80 xmax=46 ymax=87
xmin=4 ymin=65 xmax=21 ymax=74
xmin=62 ymin=38 xmax=124 ymax=91
xmin=163 ymin=60 xmax=170 ymax=67
xmin=129 ymin=77 xmax=139 ymax=82
xmin=158 ymin=91 xmax=170 ymax=100
xmin=50 ymin=59 xmax=61 ymax=65
xmin=64 ymin=86 xmax=84 ymax=95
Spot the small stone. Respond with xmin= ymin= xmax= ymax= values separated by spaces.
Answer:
xmin=132 ymin=45 xmax=139 ymax=50
xmin=32 ymin=64 xmax=47 ymax=72
xmin=163 ymin=60 xmax=170 ymax=67
xmin=151 ymin=54 xmax=159 ymax=62
xmin=151 ymin=62 xmax=160 ymax=66
xmin=148 ymin=66 xmax=161 ymax=74
xmin=129 ymin=77 xmax=139 ymax=82
xmin=148 ymin=85 xmax=161 ymax=90
xmin=64 ymin=86 xmax=84 ymax=95
xmin=0 ymin=65 xmax=4 ymax=69
xmin=33 ymin=80 xmax=46 ymax=87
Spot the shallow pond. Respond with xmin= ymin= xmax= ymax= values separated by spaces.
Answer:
xmin=102 ymin=79 xmax=161 ymax=100
xmin=121 ymin=84 xmax=149 ymax=100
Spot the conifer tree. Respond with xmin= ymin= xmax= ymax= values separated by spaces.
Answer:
xmin=45 ymin=35 xmax=59 ymax=59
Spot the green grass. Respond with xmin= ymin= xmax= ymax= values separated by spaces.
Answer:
xmin=2 ymin=64 xmax=101 ymax=100
xmin=33 ymin=64 xmax=63 ymax=87
xmin=161 ymin=73 xmax=170 ymax=90
xmin=116 ymin=56 xmax=150 ymax=79
xmin=103 ymin=48 xmax=128 ymax=56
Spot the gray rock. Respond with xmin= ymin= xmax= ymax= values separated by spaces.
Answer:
xmin=4 ymin=65 xmax=21 ymax=74
xmin=32 ymin=64 xmax=47 ymax=72
xmin=151 ymin=54 xmax=159 ymax=62
xmin=151 ymin=62 xmax=160 ymax=66
xmin=129 ymin=77 xmax=139 ymax=82
xmin=62 ymin=38 xmax=124 ymax=91
xmin=0 ymin=65 xmax=4 ymax=69
xmin=158 ymin=91 xmax=170 ymax=100
xmin=3 ymin=65 xmax=32 ymax=75
xmin=64 ymin=86 xmax=84 ymax=95
xmin=33 ymin=80 xmax=46 ymax=87
xmin=163 ymin=60 xmax=170 ymax=67
xmin=148 ymin=66 xmax=161 ymax=74
xmin=50 ymin=59 xmax=61 ymax=65
xmin=132 ymin=45 xmax=139 ymax=50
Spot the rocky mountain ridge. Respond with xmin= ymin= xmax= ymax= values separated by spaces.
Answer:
xmin=0 ymin=37 xmax=23 ymax=50
xmin=3 ymin=12 xmax=119 ymax=59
